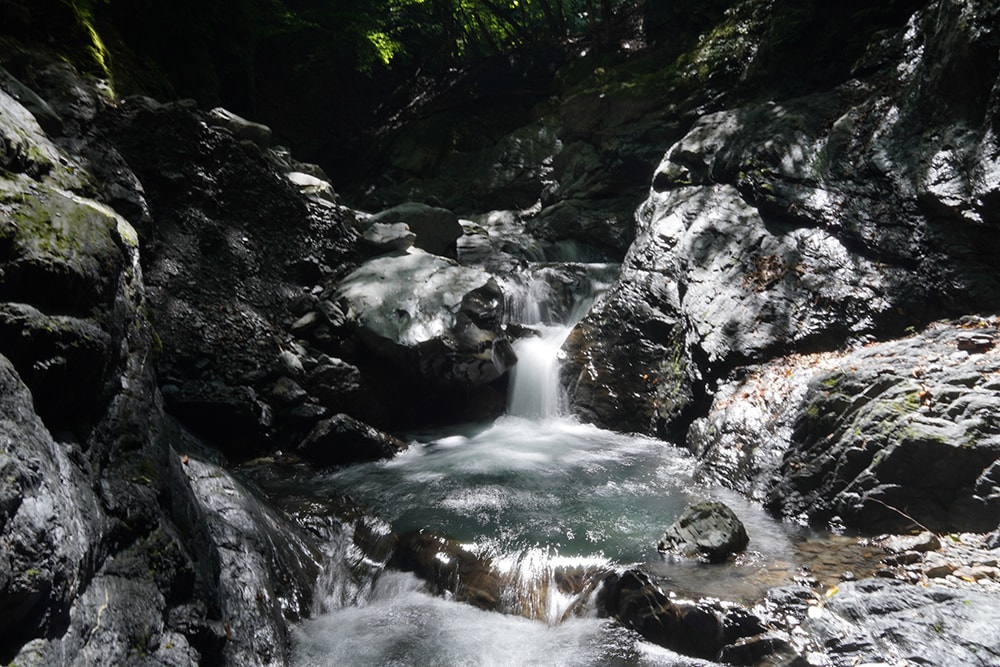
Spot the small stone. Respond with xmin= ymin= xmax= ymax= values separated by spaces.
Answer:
xmin=290 ymin=311 xmax=320 ymax=335
xmin=955 ymin=565 xmax=999 ymax=582
xmin=278 ymin=350 xmax=304 ymax=376
xmin=882 ymin=531 xmax=941 ymax=554
xmin=269 ymin=377 xmax=308 ymax=406
xmin=925 ymin=563 xmax=956 ymax=578
xmin=884 ymin=551 xmax=922 ymax=566
xmin=956 ymin=332 xmax=994 ymax=353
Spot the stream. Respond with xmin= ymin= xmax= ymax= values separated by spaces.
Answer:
xmin=285 ymin=236 xmax=870 ymax=666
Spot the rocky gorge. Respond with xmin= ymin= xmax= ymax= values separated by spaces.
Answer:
xmin=2 ymin=0 xmax=1000 ymax=665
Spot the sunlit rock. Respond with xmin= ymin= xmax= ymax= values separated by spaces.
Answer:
xmin=336 ymin=249 xmax=514 ymax=388
xmin=207 ymin=106 xmax=272 ymax=147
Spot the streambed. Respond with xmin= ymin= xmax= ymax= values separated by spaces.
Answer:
xmin=282 ymin=253 xmax=874 ymax=665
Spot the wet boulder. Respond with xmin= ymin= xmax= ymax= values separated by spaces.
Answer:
xmin=658 ymin=501 xmax=750 ymax=563
xmin=0 ymin=355 xmax=104 ymax=661
xmin=297 ymin=413 xmax=408 ymax=467
xmin=175 ymin=455 xmax=324 ymax=666
xmin=367 ymin=202 xmax=463 ymax=258
xmin=597 ymin=568 xmax=777 ymax=663
xmin=393 ymin=530 xmax=502 ymax=611
xmin=336 ymin=250 xmax=515 ymax=392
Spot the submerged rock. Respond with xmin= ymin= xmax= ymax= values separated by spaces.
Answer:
xmin=658 ymin=501 xmax=750 ymax=563
xmin=393 ymin=530 xmax=502 ymax=612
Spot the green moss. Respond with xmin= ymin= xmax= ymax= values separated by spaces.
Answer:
xmin=901 ymin=391 xmax=922 ymax=412
xmin=64 ymin=0 xmax=115 ymax=88
xmin=820 ymin=374 xmax=842 ymax=390
xmin=132 ymin=457 xmax=158 ymax=485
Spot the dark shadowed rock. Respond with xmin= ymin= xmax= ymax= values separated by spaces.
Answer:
xmin=88 ymin=94 xmax=367 ymax=458
xmin=368 ymin=202 xmax=463 ymax=258
xmin=297 ymin=413 xmax=407 ymax=466
xmin=658 ymin=501 xmax=750 ymax=563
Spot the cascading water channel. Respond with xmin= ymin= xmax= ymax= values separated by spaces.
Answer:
xmin=504 ymin=265 xmax=604 ymax=421
xmin=288 ymin=230 xmax=853 ymax=666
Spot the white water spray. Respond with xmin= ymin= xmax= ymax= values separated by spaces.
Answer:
xmin=507 ymin=325 xmax=572 ymax=420
xmin=504 ymin=264 xmax=614 ymax=420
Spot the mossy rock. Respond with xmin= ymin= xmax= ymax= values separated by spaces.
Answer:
xmin=0 ymin=177 xmax=135 ymax=315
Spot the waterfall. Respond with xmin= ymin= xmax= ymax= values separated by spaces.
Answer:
xmin=506 ymin=325 xmax=572 ymax=419
xmin=503 ymin=263 xmax=615 ymax=420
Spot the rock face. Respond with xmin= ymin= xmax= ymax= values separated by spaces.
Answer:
xmin=804 ymin=579 xmax=1000 ymax=666
xmin=565 ymin=0 xmax=1000 ymax=438
xmin=563 ymin=0 xmax=1000 ymax=533
xmin=91 ymin=94 xmax=366 ymax=459
xmin=691 ymin=318 xmax=1000 ymax=534
xmin=658 ymin=501 xmax=750 ymax=562
xmin=0 ymin=54 xmax=393 ymax=667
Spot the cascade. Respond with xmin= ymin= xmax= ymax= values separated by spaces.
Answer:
xmin=292 ymin=244 xmax=834 ymax=666
xmin=507 ymin=326 xmax=571 ymax=419
xmin=504 ymin=263 xmax=615 ymax=420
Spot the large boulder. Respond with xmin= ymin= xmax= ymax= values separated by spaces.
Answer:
xmin=597 ymin=568 xmax=786 ymax=664
xmin=335 ymin=250 xmax=515 ymax=424
xmin=766 ymin=318 xmax=1000 ymax=533
xmin=297 ymin=413 xmax=408 ymax=467
xmin=367 ymin=202 xmax=463 ymax=258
